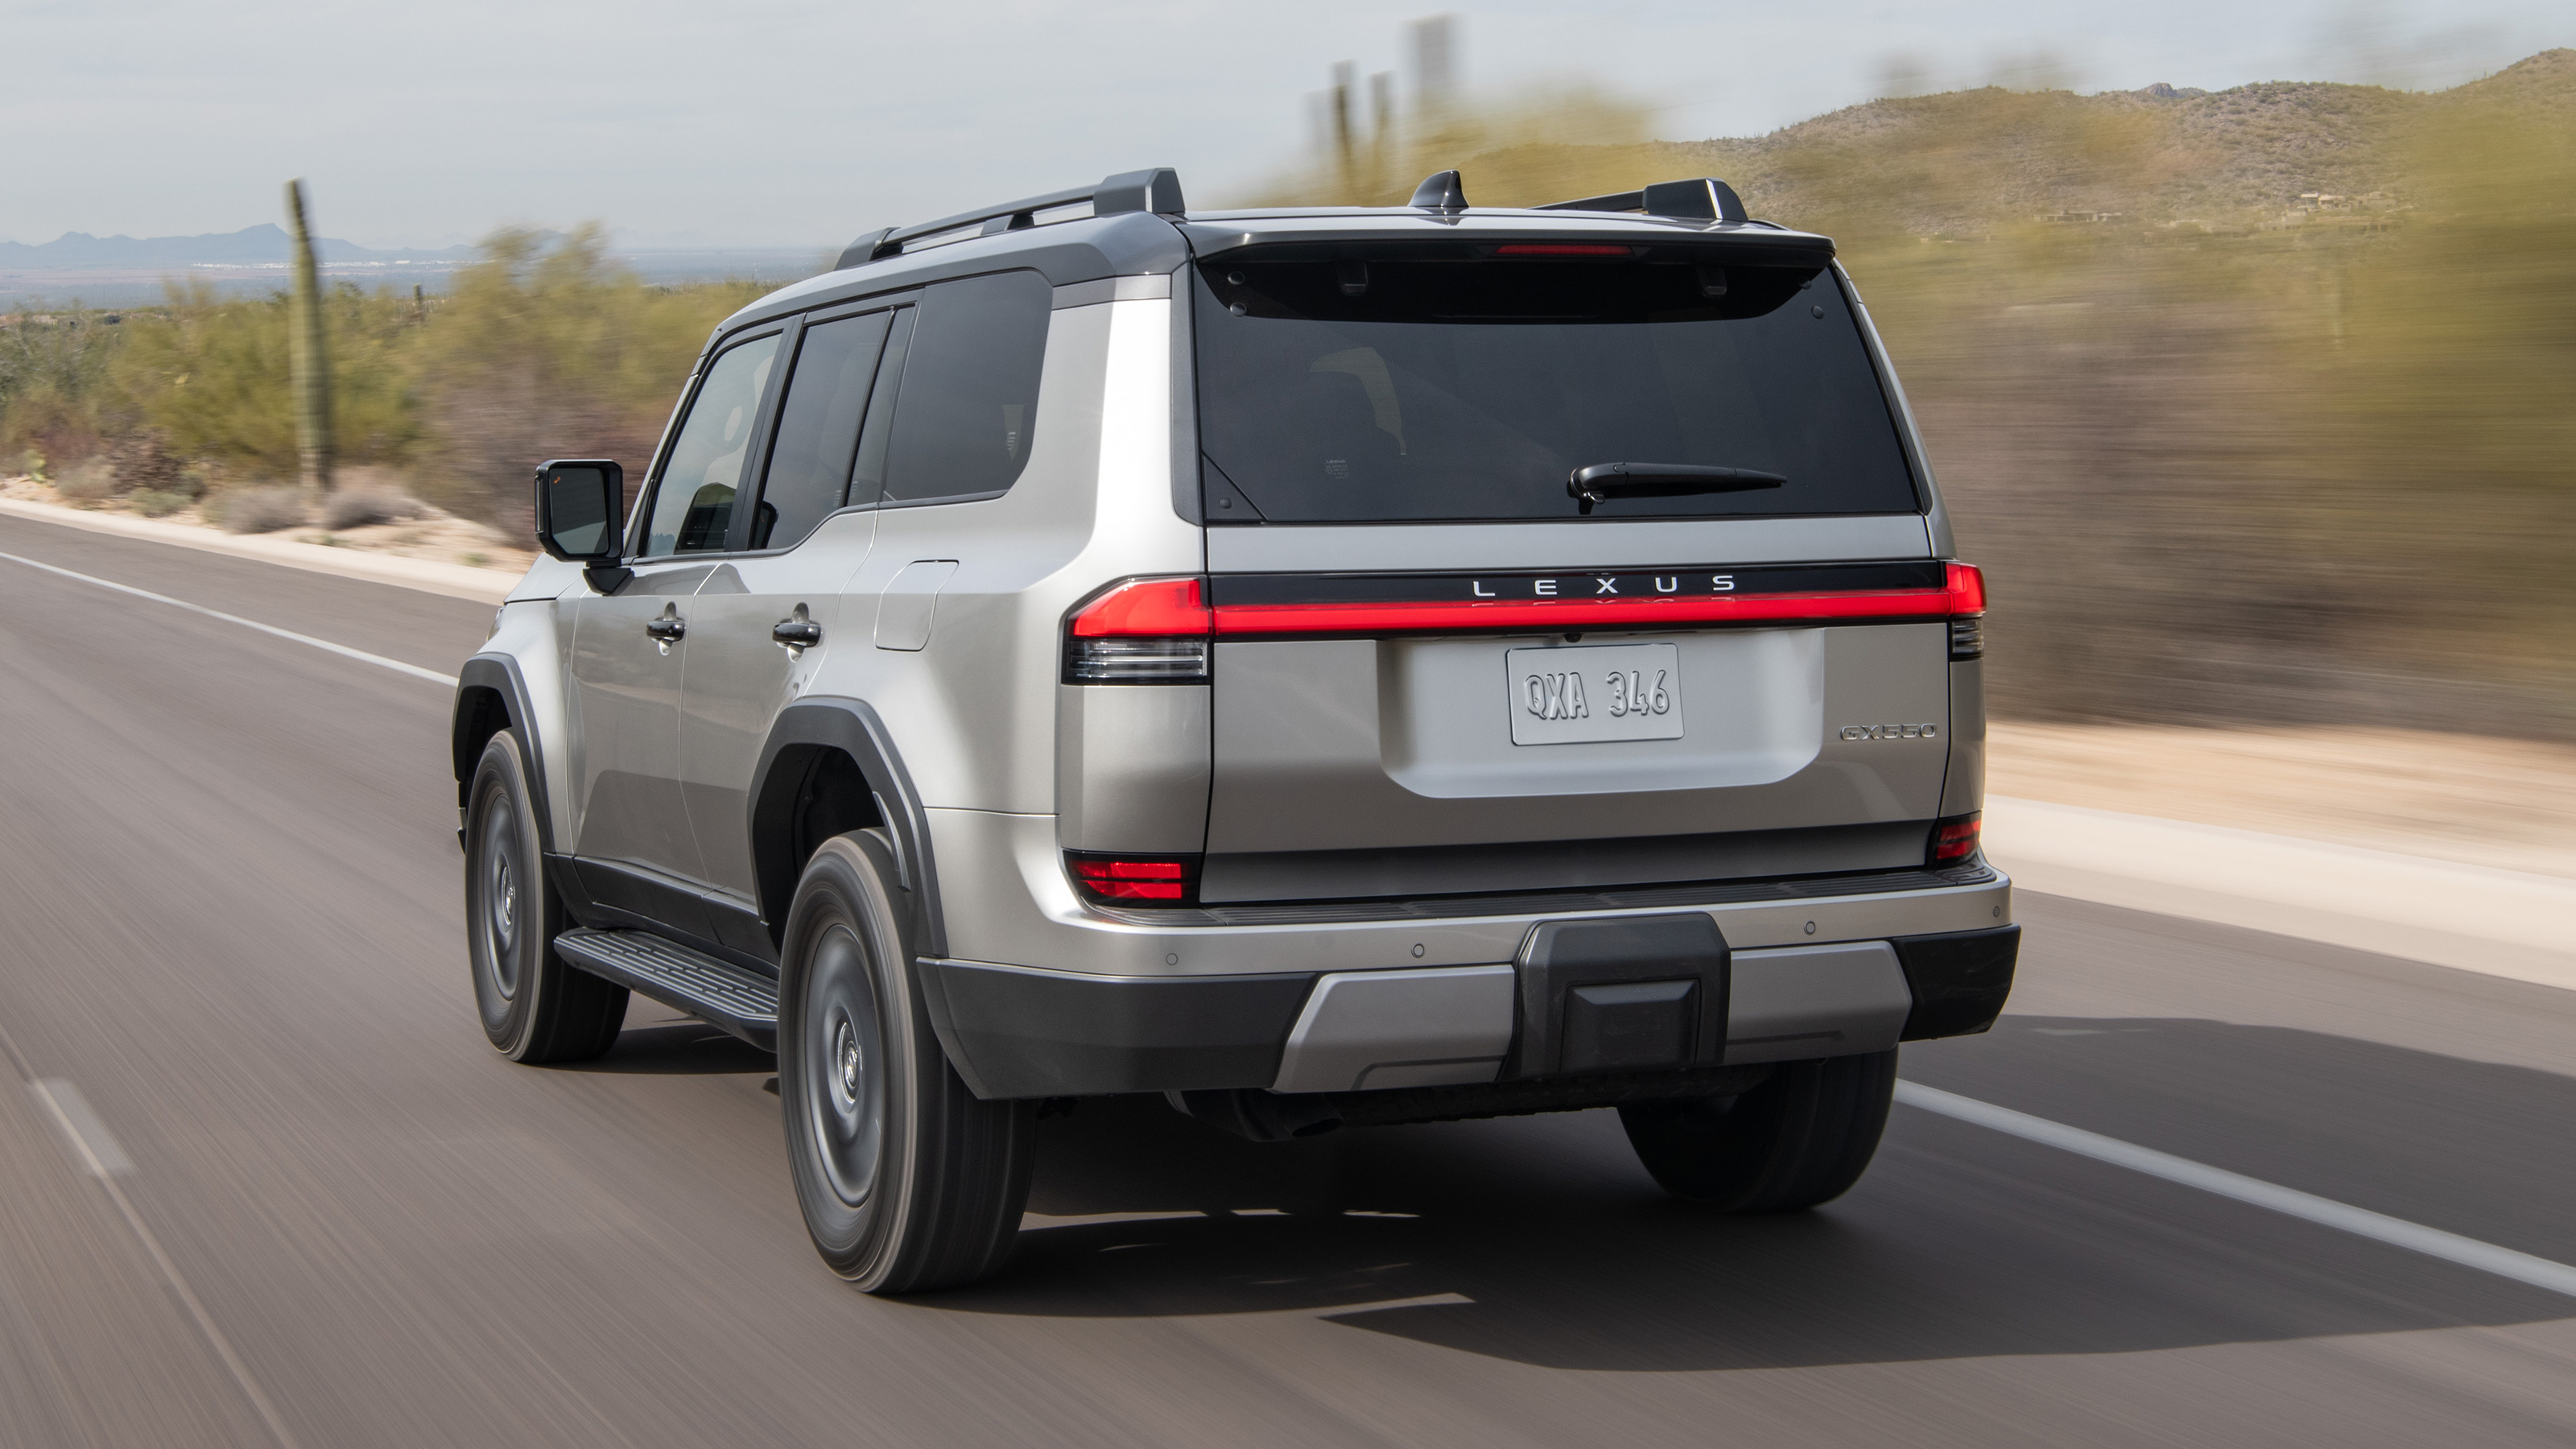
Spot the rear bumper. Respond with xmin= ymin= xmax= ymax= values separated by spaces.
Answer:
xmin=920 ymin=920 xmax=2021 ymax=1100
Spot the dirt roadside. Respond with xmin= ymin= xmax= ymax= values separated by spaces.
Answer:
xmin=1990 ymin=722 xmax=2576 ymax=879
xmin=0 ymin=473 xmax=537 ymax=576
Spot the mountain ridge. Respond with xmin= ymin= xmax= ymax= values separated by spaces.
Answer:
xmin=1652 ymin=47 xmax=2576 ymax=233
xmin=0 ymin=224 xmax=483 ymax=269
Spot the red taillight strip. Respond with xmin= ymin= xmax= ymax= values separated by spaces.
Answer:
xmin=1071 ymin=565 xmax=1984 ymax=639
xmin=1214 ymin=578 xmax=1979 ymax=635
xmin=1069 ymin=577 xmax=1211 ymax=638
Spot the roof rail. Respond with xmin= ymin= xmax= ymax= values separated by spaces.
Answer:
xmin=1537 ymin=177 xmax=1749 ymax=225
xmin=832 ymin=168 xmax=1185 ymax=271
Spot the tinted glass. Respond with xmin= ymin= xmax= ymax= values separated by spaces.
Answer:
xmin=755 ymin=311 xmax=893 ymax=549
xmin=881 ymin=271 xmax=1051 ymax=503
xmin=848 ymin=308 xmax=913 ymax=506
xmin=1192 ymin=255 xmax=1918 ymax=522
xmin=644 ymin=332 xmax=781 ymax=555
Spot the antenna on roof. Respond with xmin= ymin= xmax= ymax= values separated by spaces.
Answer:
xmin=1410 ymin=170 xmax=1468 ymax=212
xmin=830 ymin=168 xmax=1187 ymax=272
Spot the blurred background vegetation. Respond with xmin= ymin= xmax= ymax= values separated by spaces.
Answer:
xmin=2 ymin=46 xmax=2568 ymax=737
xmin=0 ymin=225 xmax=765 ymax=533
xmin=1254 ymin=44 xmax=2576 ymax=738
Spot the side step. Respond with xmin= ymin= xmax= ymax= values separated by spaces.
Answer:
xmin=552 ymin=929 xmax=779 ymax=1051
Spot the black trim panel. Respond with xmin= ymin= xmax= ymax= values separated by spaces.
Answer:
xmin=1208 ymin=560 xmax=1941 ymax=608
xmin=916 ymin=960 xmax=1317 ymax=1099
xmin=454 ymin=655 xmax=551 ymax=851
xmin=1892 ymin=924 xmax=2020 ymax=1040
xmin=747 ymin=697 xmax=943 ymax=956
xmin=1513 ymin=914 xmax=1730 ymax=1078
xmin=547 ymin=854 xmax=781 ymax=976
xmin=1199 ymin=821 xmax=1930 ymax=906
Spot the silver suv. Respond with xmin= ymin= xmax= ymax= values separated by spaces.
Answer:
xmin=451 ymin=167 xmax=2018 ymax=1293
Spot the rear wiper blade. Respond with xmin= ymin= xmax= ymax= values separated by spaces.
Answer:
xmin=1568 ymin=462 xmax=1786 ymax=515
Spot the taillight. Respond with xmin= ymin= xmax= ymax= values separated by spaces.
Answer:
xmin=1930 ymin=813 xmax=1983 ymax=868
xmin=1946 ymin=562 xmax=1986 ymax=660
xmin=1064 ymin=577 xmax=1211 ymax=683
xmin=1066 ymin=852 xmax=1201 ymax=905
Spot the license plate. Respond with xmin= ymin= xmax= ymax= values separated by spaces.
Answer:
xmin=1506 ymin=642 xmax=1684 ymax=745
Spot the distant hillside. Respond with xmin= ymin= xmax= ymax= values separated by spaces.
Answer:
xmin=1653 ymin=47 xmax=2576 ymax=233
xmin=0 ymin=225 xmax=481 ymax=269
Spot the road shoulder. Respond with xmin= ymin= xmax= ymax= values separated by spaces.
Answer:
xmin=0 ymin=495 xmax=514 ymax=604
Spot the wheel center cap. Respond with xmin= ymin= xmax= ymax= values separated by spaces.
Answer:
xmin=836 ymin=1023 xmax=862 ymax=1098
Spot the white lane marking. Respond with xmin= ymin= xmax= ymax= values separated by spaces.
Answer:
xmin=0 ymin=547 xmax=459 ymax=687
xmin=33 ymin=1078 xmax=134 ymax=1176
xmin=0 ymin=1038 xmax=303 ymax=1449
xmin=1897 ymin=1080 xmax=2576 ymax=1301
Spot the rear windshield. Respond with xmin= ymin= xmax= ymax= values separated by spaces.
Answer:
xmin=1192 ymin=250 xmax=1918 ymax=523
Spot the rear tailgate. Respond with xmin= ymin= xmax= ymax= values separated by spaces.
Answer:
xmin=1200 ymin=541 xmax=1965 ymax=902
xmin=1185 ymin=228 xmax=1964 ymax=903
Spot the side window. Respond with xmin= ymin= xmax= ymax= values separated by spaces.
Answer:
xmin=753 ymin=310 xmax=893 ymax=550
xmin=880 ymin=271 xmax=1051 ymax=504
xmin=642 ymin=332 xmax=782 ymax=556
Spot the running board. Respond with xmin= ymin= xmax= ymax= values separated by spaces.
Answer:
xmin=552 ymin=929 xmax=779 ymax=1051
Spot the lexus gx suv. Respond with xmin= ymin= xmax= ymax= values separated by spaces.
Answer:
xmin=451 ymin=167 xmax=2019 ymax=1293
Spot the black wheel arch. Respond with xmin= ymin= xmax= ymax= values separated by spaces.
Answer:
xmin=748 ymin=697 xmax=945 ymax=961
xmin=454 ymin=654 xmax=555 ymax=856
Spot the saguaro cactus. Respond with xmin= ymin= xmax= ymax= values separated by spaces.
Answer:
xmin=283 ymin=178 xmax=334 ymax=492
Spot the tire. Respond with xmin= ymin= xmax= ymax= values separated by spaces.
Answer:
xmin=1617 ymin=1049 xmax=1897 ymax=1212
xmin=778 ymin=832 xmax=1035 ymax=1293
xmin=464 ymin=733 xmax=629 ymax=1063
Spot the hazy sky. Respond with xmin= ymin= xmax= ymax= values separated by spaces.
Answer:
xmin=3 ymin=1 xmax=2564 ymax=250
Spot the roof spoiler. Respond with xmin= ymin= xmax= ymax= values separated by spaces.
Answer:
xmin=1537 ymin=177 xmax=1750 ymax=225
xmin=832 ymin=168 xmax=1186 ymax=271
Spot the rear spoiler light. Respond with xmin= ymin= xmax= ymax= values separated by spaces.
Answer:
xmin=1064 ymin=564 xmax=1985 ymax=681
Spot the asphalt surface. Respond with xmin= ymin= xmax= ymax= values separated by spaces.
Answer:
xmin=2 ymin=509 xmax=2572 ymax=1447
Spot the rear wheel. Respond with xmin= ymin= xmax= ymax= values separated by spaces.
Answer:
xmin=1618 ymin=1049 xmax=1896 ymax=1212
xmin=778 ymin=832 xmax=1034 ymax=1292
xmin=464 ymin=733 xmax=628 ymax=1063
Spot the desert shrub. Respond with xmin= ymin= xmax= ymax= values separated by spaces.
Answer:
xmin=52 ymin=458 xmax=125 ymax=501
xmin=211 ymin=485 xmax=309 ymax=534
xmin=111 ymin=279 xmax=419 ymax=477
xmin=407 ymin=226 xmax=766 ymax=530
xmin=320 ymin=480 xmax=426 ymax=530
xmin=0 ymin=308 xmax=127 ymax=464
xmin=130 ymin=489 xmax=191 ymax=517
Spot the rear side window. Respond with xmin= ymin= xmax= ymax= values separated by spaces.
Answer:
xmin=1192 ymin=252 xmax=1918 ymax=523
xmin=878 ymin=270 xmax=1051 ymax=504
xmin=643 ymin=332 xmax=782 ymax=555
xmin=754 ymin=310 xmax=894 ymax=549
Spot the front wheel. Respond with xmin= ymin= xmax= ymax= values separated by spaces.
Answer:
xmin=464 ymin=733 xmax=628 ymax=1063
xmin=778 ymin=832 xmax=1034 ymax=1292
xmin=1618 ymin=1049 xmax=1897 ymax=1212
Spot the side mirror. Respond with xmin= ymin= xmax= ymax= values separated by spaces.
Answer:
xmin=534 ymin=459 xmax=630 ymax=590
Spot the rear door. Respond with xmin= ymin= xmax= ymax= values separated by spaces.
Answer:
xmin=1188 ymin=247 xmax=1959 ymax=902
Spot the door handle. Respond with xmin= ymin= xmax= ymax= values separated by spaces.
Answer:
xmin=772 ymin=619 xmax=823 ymax=647
xmin=644 ymin=617 xmax=687 ymax=641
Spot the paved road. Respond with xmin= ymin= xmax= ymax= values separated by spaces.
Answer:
xmin=2 ymin=510 xmax=2571 ymax=1447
